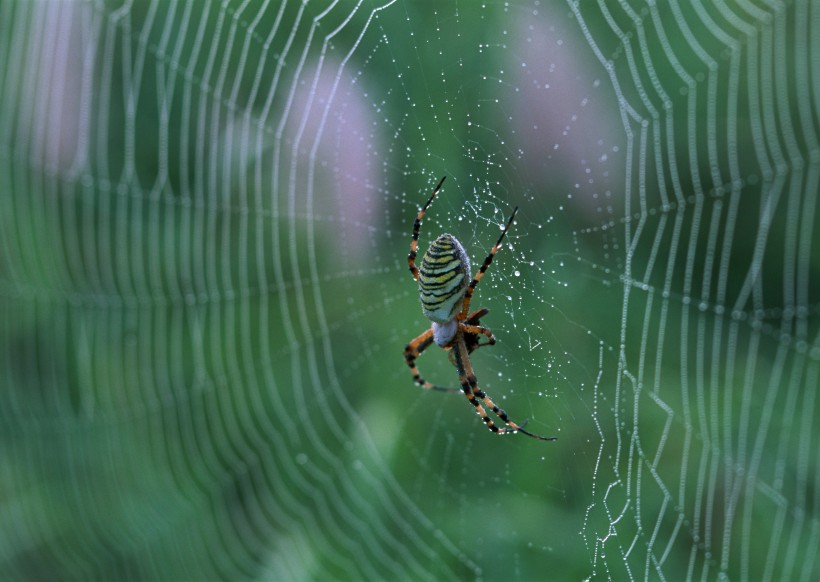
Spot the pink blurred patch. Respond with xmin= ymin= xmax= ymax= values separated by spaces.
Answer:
xmin=510 ymin=8 xmax=623 ymax=220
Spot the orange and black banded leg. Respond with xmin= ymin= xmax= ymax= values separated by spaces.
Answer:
xmin=408 ymin=176 xmax=447 ymax=281
xmin=462 ymin=308 xmax=493 ymax=354
xmin=404 ymin=328 xmax=460 ymax=392
xmin=460 ymin=207 xmax=518 ymax=317
xmin=453 ymin=332 xmax=556 ymax=441
xmin=464 ymin=308 xmax=489 ymax=325
xmin=452 ymin=322 xmax=495 ymax=366
xmin=460 ymin=323 xmax=496 ymax=346
xmin=451 ymin=333 xmax=511 ymax=435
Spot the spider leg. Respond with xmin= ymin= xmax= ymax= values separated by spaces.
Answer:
xmin=452 ymin=330 xmax=556 ymax=441
xmin=451 ymin=332 xmax=512 ymax=435
xmin=464 ymin=307 xmax=490 ymax=325
xmin=458 ymin=323 xmax=496 ymax=360
xmin=461 ymin=308 xmax=493 ymax=354
xmin=408 ymin=176 xmax=447 ymax=281
xmin=460 ymin=207 xmax=518 ymax=318
xmin=448 ymin=317 xmax=495 ymax=367
xmin=460 ymin=323 xmax=496 ymax=345
xmin=404 ymin=328 xmax=461 ymax=392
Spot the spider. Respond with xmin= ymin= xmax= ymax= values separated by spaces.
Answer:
xmin=403 ymin=176 xmax=556 ymax=441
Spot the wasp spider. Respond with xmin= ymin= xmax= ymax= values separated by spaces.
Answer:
xmin=404 ymin=176 xmax=556 ymax=441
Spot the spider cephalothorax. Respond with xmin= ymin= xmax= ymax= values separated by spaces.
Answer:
xmin=403 ymin=176 xmax=556 ymax=441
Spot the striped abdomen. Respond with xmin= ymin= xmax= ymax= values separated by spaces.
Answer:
xmin=418 ymin=234 xmax=471 ymax=323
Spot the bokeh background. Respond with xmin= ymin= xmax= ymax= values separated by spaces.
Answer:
xmin=2 ymin=0 xmax=818 ymax=580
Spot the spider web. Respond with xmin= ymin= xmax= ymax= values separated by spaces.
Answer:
xmin=1 ymin=0 xmax=818 ymax=579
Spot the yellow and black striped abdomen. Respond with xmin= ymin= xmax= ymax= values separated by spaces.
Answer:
xmin=418 ymin=234 xmax=471 ymax=323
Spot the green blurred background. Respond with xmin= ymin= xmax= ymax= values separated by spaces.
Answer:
xmin=1 ymin=0 xmax=818 ymax=580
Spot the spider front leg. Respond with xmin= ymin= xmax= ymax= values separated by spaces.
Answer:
xmin=452 ymin=330 xmax=556 ymax=441
xmin=459 ymin=208 xmax=518 ymax=319
xmin=404 ymin=328 xmax=461 ymax=392
xmin=408 ymin=176 xmax=447 ymax=281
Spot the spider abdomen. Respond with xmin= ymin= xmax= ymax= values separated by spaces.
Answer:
xmin=418 ymin=233 xmax=471 ymax=324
